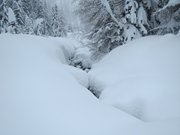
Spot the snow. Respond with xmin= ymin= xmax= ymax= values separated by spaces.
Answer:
xmin=34 ymin=18 xmax=44 ymax=25
xmin=160 ymin=0 xmax=180 ymax=11
xmin=125 ymin=0 xmax=138 ymax=24
xmin=89 ymin=34 xmax=180 ymax=133
xmin=33 ymin=18 xmax=44 ymax=31
xmin=0 ymin=34 xmax=143 ymax=135
xmin=178 ymin=30 xmax=180 ymax=36
xmin=101 ymin=0 xmax=123 ymax=28
xmin=166 ymin=0 xmax=180 ymax=7
xmin=73 ymin=47 xmax=92 ymax=69
xmin=49 ymin=37 xmax=77 ymax=63
xmin=8 ymin=8 xmax=16 ymax=23
xmin=137 ymin=4 xmax=148 ymax=34
xmin=1 ymin=33 xmax=180 ymax=135
xmin=64 ymin=65 xmax=89 ymax=88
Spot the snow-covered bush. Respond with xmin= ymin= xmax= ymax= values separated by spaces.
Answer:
xmin=70 ymin=47 xmax=92 ymax=72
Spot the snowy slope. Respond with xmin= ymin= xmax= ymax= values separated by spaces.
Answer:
xmin=89 ymin=34 xmax=180 ymax=129
xmin=0 ymin=34 xmax=143 ymax=135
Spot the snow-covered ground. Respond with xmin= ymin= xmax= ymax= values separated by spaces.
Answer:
xmin=89 ymin=34 xmax=180 ymax=133
xmin=0 ymin=34 xmax=180 ymax=135
xmin=0 ymin=34 xmax=142 ymax=135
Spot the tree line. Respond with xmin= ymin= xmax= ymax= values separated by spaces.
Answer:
xmin=0 ymin=0 xmax=67 ymax=37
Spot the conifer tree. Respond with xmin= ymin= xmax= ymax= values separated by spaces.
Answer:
xmin=12 ymin=0 xmax=24 ymax=33
xmin=0 ymin=0 xmax=9 ymax=33
xmin=51 ymin=4 xmax=66 ymax=37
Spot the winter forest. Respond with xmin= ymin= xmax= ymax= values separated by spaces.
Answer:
xmin=0 ymin=0 xmax=67 ymax=36
xmin=1 ymin=0 xmax=180 ymax=45
xmin=0 ymin=0 xmax=180 ymax=135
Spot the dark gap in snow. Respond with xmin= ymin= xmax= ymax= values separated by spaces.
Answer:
xmin=71 ymin=61 xmax=91 ymax=73
xmin=87 ymin=86 xmax=101 ymax=99
xmin=69 ymin=62 xmax=101 ymax=99
xmin=67 ymin=56 xmax=100 ymax=98
xmin=68 ymin=54 xmax=91 ymax=73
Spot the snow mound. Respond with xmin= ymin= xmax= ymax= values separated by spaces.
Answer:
xmin=0 ymin=34 xmax=142 ymax=135
xmin=64 ymin=65 xmax=89 ymax=88
xmin=1 ymin=34 xmax=180 ymax=135
xmin=89 ymin=34 xmax=180 ymax=123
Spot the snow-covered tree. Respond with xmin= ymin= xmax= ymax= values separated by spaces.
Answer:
xmin=33 ymin=18 xmax=44 ymax=36
xmin=24 ymin=15 xmax=33 ymax=34
xmin=124 ymin=0 xmax=138 ymax=24
xmin=41 ymin=1 xmax=53 ymax=36
xmin=153 ymin=0 xmax=180 ymax=34
xmin=0 ymin=0 xmax=68 ymax=37
xmin=51 ymin=4 xmax=66 ymax=37
xmin=124 ymin=0 xmax=149 ymax=37
xmin=0 ymin=0 xmax=9 ymax=33
xmin=7 ymin=7 xmax=16 ymax=33
xmin=76 ymin=0 xmax=150 ymax=54
xmin=137 ymin=3 xmax=148 ymax=35
xmin=76 ymin=0 xmax=179 ymax=55
xmin=76 ymin=0 xmax=122 ymax=53
xmin=12 ymin=0 xmax=24 ymax=33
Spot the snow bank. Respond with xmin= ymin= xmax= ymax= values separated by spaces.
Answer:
xmin=64 ymin=65 xmax=89 ymax=88
xmin=89 ymin=34 xmax=180 ymax=132
xmin=0 ymin=34 xmax=142 ymax=135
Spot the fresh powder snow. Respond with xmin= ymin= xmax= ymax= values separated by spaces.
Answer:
xmin=0 ymin=34 xmax=143 ymax=135
xmin=89 ymin=34 xmax=180 ymax=130
xmin=0 ymin=33 xmax=180 ymax=135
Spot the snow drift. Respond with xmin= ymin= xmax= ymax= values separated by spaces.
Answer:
xmin=0 ymin=34 xmax=180 ymax=135
xmin=89 ymin=34 xmax=180 ymax=123
xmin=0 ymin=34 xmax=142 ymax=135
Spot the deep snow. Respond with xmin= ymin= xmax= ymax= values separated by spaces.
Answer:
xmin=89 ymin=34 xmax=180 ymax=131
xmin=0 ymin=34 xmax=180 ymax=135
xmin=0 ymin=34 xmax=142 ymax=135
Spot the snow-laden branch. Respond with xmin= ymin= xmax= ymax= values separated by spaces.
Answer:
xmin=166 ymin=0 xmax=180 ymax=7
xmin=100 ymin=0 xmax=124 ymax=28
xmin=155 ymin=0 xmax=180 ymax=14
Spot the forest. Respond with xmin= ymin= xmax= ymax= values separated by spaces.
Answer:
xmin=0 ymin=0 xmax=179 ymax=54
